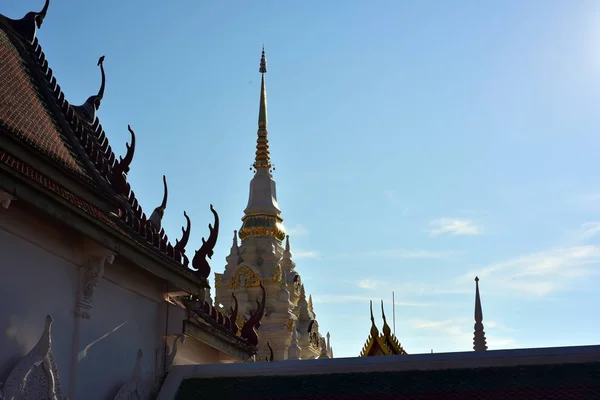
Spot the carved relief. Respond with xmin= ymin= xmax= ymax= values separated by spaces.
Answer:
xmin=113 ymin=349 xmax=148 ymax=400
xmin=0 ymin=315 xmax=67 ymax=400
xmin=227 ymin=266 xmax=261 ymax=288
xmin=0 ymin=190 xmax=15 ymax=209
xmin=307 ymin=320 xmax=320 ymax=349
xmin=75 ymin=248 xmax=116 ymax=319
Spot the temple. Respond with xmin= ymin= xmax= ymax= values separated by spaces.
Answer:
xmin=213 ymin=47 xmax=331 ymax=361
xmin=359 ymin=301 xmax=407 ymax=357
xmin=0 ymin=2 xmax=265 ymax=399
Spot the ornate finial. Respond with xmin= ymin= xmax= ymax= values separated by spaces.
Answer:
xmin=369 ymin=300 xmax=379 ymax=338
xmin=240 ymin=283 xmax=267 ymax=346
xmin=6 ymin=0 xmax=50 ymax=43
xmin=253 ymin=46 xmax=271 ymax=170
xmin=230 ymin=293 xmax=239 ymax=335
xmin=174 ymin=211 xmax=192 ymax=266
xmin=74 ymin=55 xmax=107 ymax=123
xmin=109 ymin=125 xmax=136 ymax=195
xmin=308 ymin=294 xmax=314 ymax=313
xmin=285 ymin=235 xmax=290 ymax=252
xmin=381 ymin=300 xmax=392 ymax=337
xmin=192 ymin=205 xmax=220 ymax=280
xmin=266 ymin=342 xmax=274 ymax=362
xmin=473 ymin=276 xmax=488 ymax=351
xmin=259 ymin=45 xmax=267 ymax=73
xmin=149 ymin=175 xmax=168 ymax=231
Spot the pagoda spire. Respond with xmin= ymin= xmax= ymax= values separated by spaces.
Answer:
xmin=239 ymin=46 xmax=285 ymax=242
xmin=254 ymin=45 xmax=271 ymax=170
xmin=473 ymin=277 xmax=488 ymax=351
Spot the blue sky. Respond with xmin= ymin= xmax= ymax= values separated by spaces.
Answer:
xmin=6 ymin=0 xmax=600 ymax=357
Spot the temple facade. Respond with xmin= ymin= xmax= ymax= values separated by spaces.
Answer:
xmin=214 ymin=48 xmax=332 ymax=361
xmin=0 ymin=2 xmax=265 ymax=399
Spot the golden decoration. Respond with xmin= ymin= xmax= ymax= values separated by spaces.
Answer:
xmin=282 ymin=319 xmax=295 ymax=332
xmin=214 ymin=274 xmax=223 ymax=288
xmin=239 ymin=214 xmax=286 ymax=241
xmin=272 ymin=265 xmax=282 ymax=284
xmin=226 ymin=266 xmax=261 ymax=289
xmin=236 ymin=315 xmax=247 ymax=332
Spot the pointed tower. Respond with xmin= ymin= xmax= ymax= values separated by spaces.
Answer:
xmin=214 ymin=47 xmax=327 ymax=361
xmin=473 ymin=276 xmax=488 ymax=352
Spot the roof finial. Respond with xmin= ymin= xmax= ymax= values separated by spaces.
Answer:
xmin=253 ymin=46 xmax=271 ymax=170
xmin=75 ymin=56 xmax=106 ymax=123
xmin=149 ymin=175 xmax=168 ymax=231
xmin=6 ymin=0 xmax=50 ymax=43
xmin=381 ymin=300 xmax=392 ymax=337
xmin=369 ymin=300 xmax=379 ymax=338
xmin=473 ymin=276 xmax=488 ymax=351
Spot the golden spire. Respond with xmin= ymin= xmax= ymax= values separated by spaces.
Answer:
xmin=254 ymin=45 xmax=271 ymax=170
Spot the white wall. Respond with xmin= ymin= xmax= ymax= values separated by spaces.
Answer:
xmin=0 ymin=203 xmax=239 ymax=399
xmin=0 ymin=222 xmax=77 ymax=392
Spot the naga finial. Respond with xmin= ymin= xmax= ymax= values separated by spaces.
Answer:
xmin=110 ymin=125 xmax=136 ymax=195
xmin=369 ymin=300 xmax=379 ymax=338
xmin=149 ymin=175 xmax=168 ymax=231
xmin=6 ymin=0 xmax=50 ymax=43
xmin=174 ymin=211 xmax=192 ymax=266
xmin=266 ymin=342 xmax=274 ymax=362
xmin=240 ymin=283 xmax=266 ymax=346
xmin=230 ymin=292 xmax=239 ymax=335
xmin=381 ymin=300 xmax=392 ymax=337
xmin=74 ymin=55 xmax=106 ymax=123
xmin=191 ymin=205 xmax=220 ymax=279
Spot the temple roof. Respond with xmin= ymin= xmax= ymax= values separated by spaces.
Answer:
xmin=360 ymin=300 xmax=407 ymax=357
xmin=0 ymin=3 xmax=221 ymax=305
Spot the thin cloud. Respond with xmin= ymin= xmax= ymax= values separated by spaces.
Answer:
xmin=409 ymin=318 xmax=515 ymax=350
xmin=428 ymin=218 xmax=482 ymax=236
xmin=313 ymin=294 xmax=435 ymax=307
xmin=459 ymin=245 xmax=600 ymax=296
xmin=294 ymin=250 xmax=320 ymax=259
xmin=358 ymin=279 xmax=377 ymax=289
xmin=287 ymin=224 xmax=309 ymax=236
xmin=352 ymin=249 xmax=462 ymax=259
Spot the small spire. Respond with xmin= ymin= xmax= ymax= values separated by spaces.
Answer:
xmin=226 ymin=230 xmax=241 ymax=265
xmin=254 ymin=46 xmax=271 ymax=170
xmin=326 ymin=331 xmax=331 ymax=353
xmin=369 ymin=300 xmax=379 ymax=338
xmin=308 ymin=295 xmax=314 ymax=314
xmin=288 ymin=326 xmax=301 ymax=360
xmin=473 ymin=276 xmax=488 ymax=352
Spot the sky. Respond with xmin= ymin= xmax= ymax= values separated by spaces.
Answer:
xmin=5 ymin=0 xmax=600 ymax=357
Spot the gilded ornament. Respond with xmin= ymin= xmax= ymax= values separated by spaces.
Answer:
xmin=214 ymin=274 xmax=223 ymax=288
xmin=282 ymin=319 xmax=295 ymax=332
xmin=226 ymin=266 xmax=261 ymax=288
xmin=272 ymin=265 xmax=282 ymax=283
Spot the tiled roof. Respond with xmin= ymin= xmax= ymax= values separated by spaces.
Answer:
xmin=174 ymin=361 xmax=600 ymax=400
xmin=0 ymin=28 xmax=86 ymax=175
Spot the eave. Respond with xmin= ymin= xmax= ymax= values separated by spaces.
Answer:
xmin=0 ymin=152 xmax=206 ymax=294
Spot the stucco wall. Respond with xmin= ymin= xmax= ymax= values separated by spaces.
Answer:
xmin=0 ymin=202 xmax=246 ymax=399
xmin=0 ymin=226 xmax=76 ymax=391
